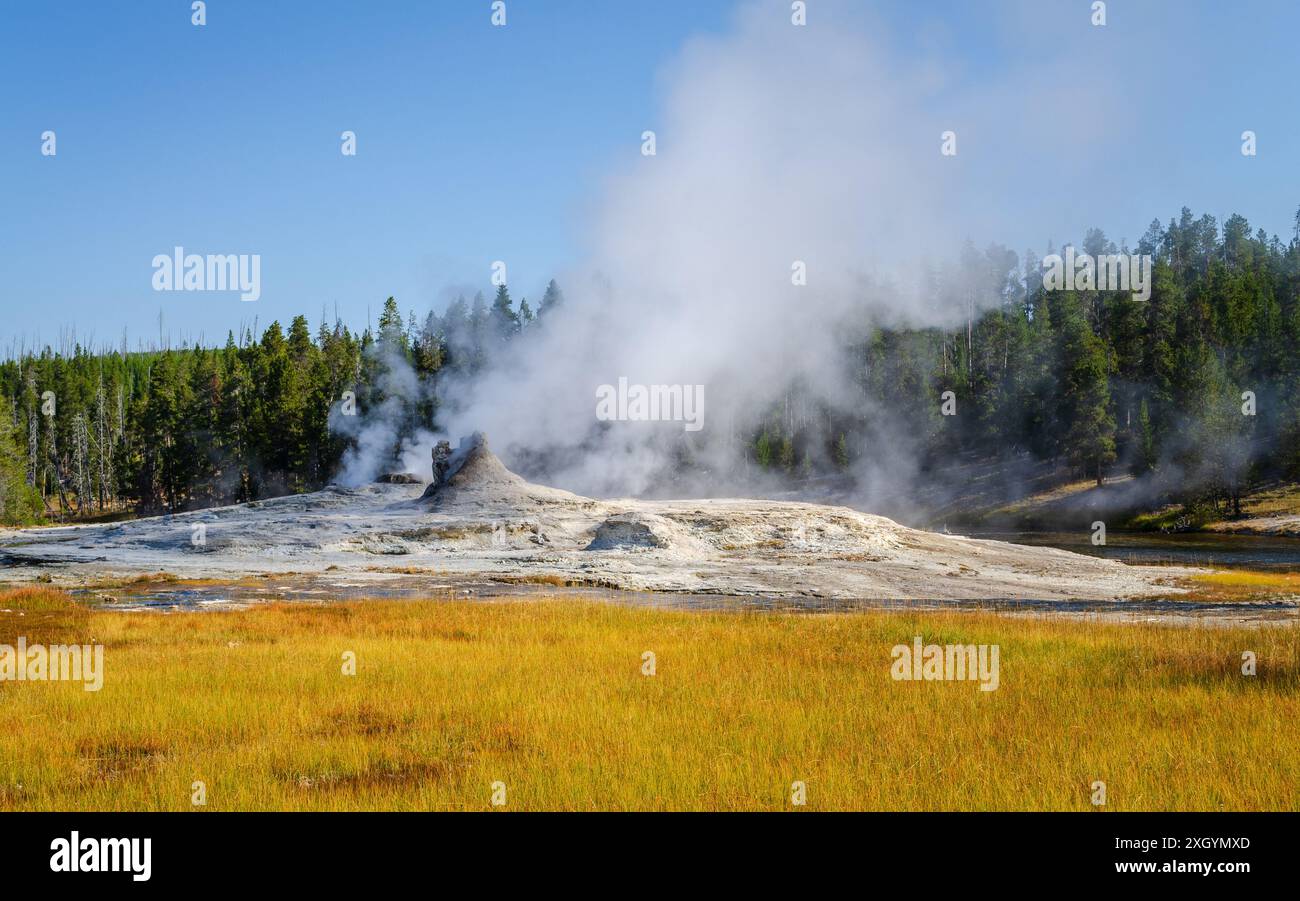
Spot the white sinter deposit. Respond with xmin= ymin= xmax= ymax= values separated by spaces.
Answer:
xmin=0 ymin=433 xmax=1180 ymax=601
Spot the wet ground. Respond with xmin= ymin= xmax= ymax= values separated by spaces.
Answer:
xmin=57 ymin=570 xmax=1300 ymax=627
xmin=969 ymin=530 xmax=1300 ymax=571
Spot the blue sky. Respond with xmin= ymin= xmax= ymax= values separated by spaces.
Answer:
xmin=2 ymin=0 xmax=1297 ymax=353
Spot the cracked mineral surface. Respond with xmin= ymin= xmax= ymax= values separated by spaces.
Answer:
xmin=0 ymin=433 xmax=1188 ymax=602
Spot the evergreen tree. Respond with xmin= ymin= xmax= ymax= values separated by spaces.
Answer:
xmin=1053 ymin=292 xmax=1116 ymax=485
xmin=2 ymin=205 xmax=1298 ymax=526
xmin=538 ymin=279 xmax=564 ymax=317
xmin=489 ymin=285 xmax=520 ymax=340
xmin=0 ymin=395 xmax=42 ymax=523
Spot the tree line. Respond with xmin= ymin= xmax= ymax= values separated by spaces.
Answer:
xmin=0 ymin=281 xmax=563 ymax=521
xmin=781 ymin=207 xmax=1300 ymax=520
xmin=3 ymin=206 xmax=1300 ymax=526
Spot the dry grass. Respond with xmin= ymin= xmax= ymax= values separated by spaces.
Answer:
xmin=0 ymin=587 xmax=84 ymax=613
xmin=991 ymin=477 xmax=1113 ymax=516
xmin=0 ymin=587 xmax=1296 ymax=811
xmin=1179 ymin=570 xmax=1300 ymax=602
xmin=489 ymin=572 xmax=577 ymax=587
xmin=1238 ymin=483 xmax=1300 ymax=518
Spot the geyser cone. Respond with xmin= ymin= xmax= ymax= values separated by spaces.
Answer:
xmin=420 ymin=432 xmax=588 ymax=511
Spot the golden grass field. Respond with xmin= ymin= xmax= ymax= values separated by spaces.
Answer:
xmin=1180 ymin=570 xmax=1300 ymax=601
xmin=0 ymin=586 xmax=1296 ymax=811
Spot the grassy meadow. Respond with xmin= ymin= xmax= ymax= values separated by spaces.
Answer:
xmin=0 ymin=586 xmax=1296 ymax=811
xmin=1178 ymin=569 xmax=1300 ymax=601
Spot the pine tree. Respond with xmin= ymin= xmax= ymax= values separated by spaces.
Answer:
xmin=1135 ymin=399 xmax=1157 ymax=475
xmin=469 ymin=292 xmax=489 ymax=373
xmin=779 ymin=435 xmax=795 ymax=471
xmin=833 ymin=434 xmax=850 ymax=469
xmin=1053 ymin=291 xmax=1116 ymax=485
xmin=538 ymin=279 xmax=564 ymax=317
xmin=489 ymin=285 xmax=520 ymax=340
xmin=0 ymin=395 xmax=43 ymax=523
xmin=377 ymin=297 xmax=408 ymax=359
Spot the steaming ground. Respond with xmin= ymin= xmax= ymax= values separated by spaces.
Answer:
xmin=0 ymin=435 xmax=1186 ymax=605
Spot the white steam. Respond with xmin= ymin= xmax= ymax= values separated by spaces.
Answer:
xmin=331 ymin=340 xmax=438 ymax=487
xmin=338 ymin=0 xmax=1131 ymax=501
xmin=440 ymin=1 xmax=996 ymax=497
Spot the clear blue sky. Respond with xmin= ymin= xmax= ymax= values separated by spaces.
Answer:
xmin=2 ymin=0 xmax=1297 ymax=353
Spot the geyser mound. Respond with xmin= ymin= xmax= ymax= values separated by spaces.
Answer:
xmin=584 ymin=512 xmax=713 ymax=554
xmin=419 ymin=432 xmax=589 ymax=512
xmin=0 ymin=430 xmax=1187 ymax=604
xmin=422 ymin=432 xmax=522 ymax=494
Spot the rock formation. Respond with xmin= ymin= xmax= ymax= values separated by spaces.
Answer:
xmin=0 ymin=427 xmax=1191 ymax=606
